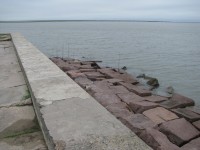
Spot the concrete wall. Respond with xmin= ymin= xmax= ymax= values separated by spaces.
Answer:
xmin=11 ymin=33 xmax=152 ymax=150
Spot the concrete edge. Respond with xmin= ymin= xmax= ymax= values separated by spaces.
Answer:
xmin=11 ymin=33 xmax=55 ymax=150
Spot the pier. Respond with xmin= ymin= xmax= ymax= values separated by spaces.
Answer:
xmin=9 ymin=33 xmax=151 ymax=150
xmin=0 ymin=33 xmax=200 ymax=150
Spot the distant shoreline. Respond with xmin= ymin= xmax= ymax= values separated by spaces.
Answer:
xmin=0 ymin=20 xmax=199 ymax=23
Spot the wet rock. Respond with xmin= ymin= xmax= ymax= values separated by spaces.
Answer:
xmin=129 ymin=101 xmax=158 ymax=113
xmin=93 ymin=93 xmax=121 ymax=107
xmin=160 ymin=93 xmax=195 ymax=109
xmin=117 ymin=92 xmax=145 ymax=105
xmin=172 ymin=108 xmax=200 ymax=122
xmin=109 ymin=85 xmax=129 ymax=94
xmin=140 ymin=128 xmax=181 ymax=150
xmin=154 ymin=90 xmax=172 ymax=98
xmin=119 ymin=82 xmax=152 ymax=96
xmin=159 ymin=118 xmax=200 ymax=146
xmin=147 ymin=78 xmax=159 ymax=87
xmin=193 ymin=120 xmax=200 ymax=131
xmin=166 ymin=86 xmax=174 ymax=94
xmin=136 ymin=74 xmax=159 ymax=87
xmin=121 ymin=66 xmax=127 ymax=70
xmin=186 ymin=106 xmax=200 ymax=115
xmin=136 ymin=74 xmax=145 ymax=78
xmin=0 ymin=106 xmax=36 ymax=138
xmin=181 ymin=137 xmax=200 ymax=150
xmin=122 ymin=114 xmax=157 ymax=134
xmin=144 ymin=95 xmax=167 ymax=103
xmin=143 ymin=107 xmax=179 ymax=124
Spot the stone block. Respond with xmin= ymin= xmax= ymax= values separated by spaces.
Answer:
xmin=74 ymin=77 xmax=93 ymax=87
xmin=66 ymin=70 xmax=86 ymax=79
xmin=172 ymin=108 xmax=200 ymax=122
xmin=114 ymin=73 xmax=138 ymax=84
xmin=140 ymin=128 xmax=181 ymax=150
xmin=122 ymin=114 xmax=157 ymax=134
xmin=159 ymin=118 xmax=200 ymax=146
xmin=93 ymin=93 xmax=121 ymax=107
xmin=79 ymin=69 xmax=96 ymax=72
xmin=109 ymin=85 xmax=130 ymax=94
xmin=0 ymin=106 xmax=36 ymax=138
xmin=119 ymin=82 xmax=152 ymax=96
xmin=79 ymin=65 xmax=94 ymax=69
xmin=117 ymin=92 xmax=145 ymax=104
xmin=61 ymin=65 xmax=78 ymax=71
xmin=84 ymin=72 xmax=105 ymax=80
xmin=143 ymin=107 xmax=179 ymax=124
xmin=94 ymin=80 xmax=112 ymax=90
xmin=186 ymin=106 xmax=200 ymax=115
xmin=104 ymin=78 xmax=123 ymax=84
xmin=129 ymin=101 xmax=158 ymax=113
xmin=181 ymin=137 xmax=200 ymax=150
xmin=144 ymin=95 xmax=167 ymax=103
xmin=98 ymin=68 xmax=118 ymax=78
xmin=86 ymin=84 xmax=114 ymax=96
xmin=160 ymin=93 xmax=194 ymax=109
xmin=106 ymin=104 xmax=133 ymax=121
xmin=193 ymin=120 xmax=200 ymax=130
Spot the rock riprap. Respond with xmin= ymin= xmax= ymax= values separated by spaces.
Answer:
xmin=50 ymin=57 xmax=200 ymax=150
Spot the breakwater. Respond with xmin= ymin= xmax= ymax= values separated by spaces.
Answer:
xmin=51 ymin=57 xmax=200 ymax=150
xmin=11 ymin=33 xmax=151 ymax=150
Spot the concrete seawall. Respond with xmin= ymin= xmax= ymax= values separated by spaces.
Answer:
xmin=11 ymin=33 xmax=152 ymax=150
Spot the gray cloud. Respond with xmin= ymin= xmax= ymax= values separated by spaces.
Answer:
xmin=0 ymin=0 xmax=200 ymax=22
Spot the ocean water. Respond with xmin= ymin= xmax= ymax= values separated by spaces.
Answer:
xmin=0 ymin=21 xmax=200 ymax=106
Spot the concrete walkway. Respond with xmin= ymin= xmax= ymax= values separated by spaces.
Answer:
xmin=11 ymin=33 xmax=152 ymax=150
xmin=0 ymin=38 xmax=47 ymax=149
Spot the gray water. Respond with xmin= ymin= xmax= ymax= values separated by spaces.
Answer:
xmin=0 ymin=21 xmax=200 ymax=106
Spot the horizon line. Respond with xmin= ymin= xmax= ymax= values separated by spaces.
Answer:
xmin=0 ymin=19 xmax=200 ymax=23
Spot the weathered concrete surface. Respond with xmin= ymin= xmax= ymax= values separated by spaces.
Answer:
xmin=0 ymin=85 xmax=28 ymax=107
xmin=12 ymin=33 xmax=152 ymax=150
xmin=0 ymin=38 xmax=47 ymax=150
xmin=0 ymin=106 xmax=36 ymax=138
xmin=0 ymin=132 xmax=47 ymax=150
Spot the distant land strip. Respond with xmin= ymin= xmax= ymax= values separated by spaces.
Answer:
xmin=0 ymin=20 xmax=199 ymax=23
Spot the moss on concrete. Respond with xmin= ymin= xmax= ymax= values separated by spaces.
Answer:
xmin=21 ymin=89 xmax=31 ymax=100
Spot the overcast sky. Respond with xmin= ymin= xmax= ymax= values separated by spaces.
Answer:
xmin=0 ymin=0 xmax=200 ymax=22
